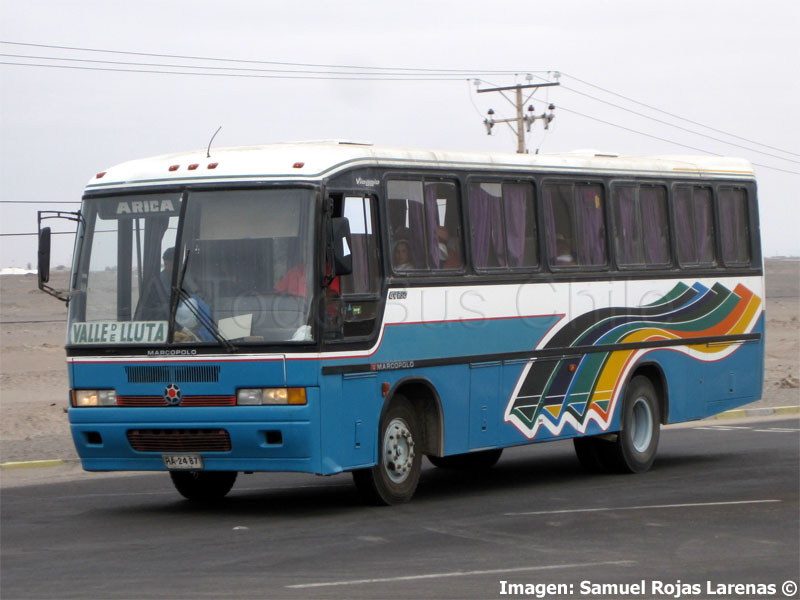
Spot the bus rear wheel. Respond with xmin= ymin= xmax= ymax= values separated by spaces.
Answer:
xmin=169 ymin=470 xmax=237 ymax=501
xmin=352 ymin=396 xmax=422 ymax=505
xmin=573 ymin=375 xmax=661 ymax=474
xmin=606 ymin=375 xmax=661 ymax=473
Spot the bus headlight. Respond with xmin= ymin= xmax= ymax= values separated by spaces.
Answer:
xmin=237 ymin=388 xmax=307 ymax=405
xmin=72 ymin=389 xmax=117 ymax=407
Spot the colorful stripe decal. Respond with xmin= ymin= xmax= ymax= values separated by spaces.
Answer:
xmin=504 ymin=282 xmax=762 ymax=439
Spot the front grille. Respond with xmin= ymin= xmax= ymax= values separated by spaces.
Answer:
xmin=127 ymin=429 xmax=232 ymax=452
xmin=125 ymin=365 xmax=221 ymax=383
xmin=117 ymin=395 xmax=236 ymax=407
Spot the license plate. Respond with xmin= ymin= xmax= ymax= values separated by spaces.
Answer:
xmin=162 ymin=454 xmax=203 ymax=470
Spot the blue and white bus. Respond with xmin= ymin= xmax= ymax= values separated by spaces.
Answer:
xmin=38 ymin=141 xmax=764 ymax=504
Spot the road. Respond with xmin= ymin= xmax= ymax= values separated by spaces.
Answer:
xmin=2 ymin=417 xmax=798 ymax=600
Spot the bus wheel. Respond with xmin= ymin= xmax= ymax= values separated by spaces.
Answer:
xmin=428 ymin=448 xmax=503 ymax=470
xmin=352 ymin=397 xmax=422 ymax=505
xmin=573 ymin=437 xmax=607 ymax=473
xmin=169 ymin=471 xmax=237 ymax=501
xmin=605 ymin=375 xmax=661 ymax=473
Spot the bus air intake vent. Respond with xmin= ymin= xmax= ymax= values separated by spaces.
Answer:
xmin=127 ymin=429 xmax=232 ymax=452
xmin=125 ymin=365 xmax=221 ymax=383
xmin=117 ymin=395 xmax=236 ymax=407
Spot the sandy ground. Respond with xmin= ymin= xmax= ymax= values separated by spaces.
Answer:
xmin=1 ymin=261 xmax=797 ymax=483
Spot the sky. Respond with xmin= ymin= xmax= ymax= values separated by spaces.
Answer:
xmin=1 ymin=0 xmax=798 ymax=270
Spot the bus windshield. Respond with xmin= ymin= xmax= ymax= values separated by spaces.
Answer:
xmin=67 ymin=188 xmax=317 ymax=347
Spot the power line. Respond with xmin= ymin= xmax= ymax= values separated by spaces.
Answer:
xmin=0 ymin=40 xmax=540 ymax=76
xmin=0 ymin=60 xmax=473 ymax=81
xmin=3 ymin=41 xmax=795 ymax=173
xmin=0 ymin=52 xmax=502 ymax=79
xmin=560 ymin=72 xmax=800 ymax=158
xmin=558 ymin=105 xmax=800 ymax=175
xmin=558 ymin=83 xmax=800 ymax=165
xmin=0 ymin=200 xmax=79 ymax=205
xmin=0 ymin=320 xmax=66 ymax=325
xmin=0 ymin=231 xmax=75 ymax=237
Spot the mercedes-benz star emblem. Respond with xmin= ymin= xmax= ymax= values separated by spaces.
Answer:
xmin=164 ymin=384 xmax=182 ymax=406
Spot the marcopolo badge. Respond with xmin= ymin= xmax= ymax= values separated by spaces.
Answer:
xmin=164 ymin=384 xmax=182 ymax=406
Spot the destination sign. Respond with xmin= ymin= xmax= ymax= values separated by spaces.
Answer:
xmin=96 ymin=195 xmax=181 ymax=220
xmin=69 ymin=321 xmax=168 ymax=345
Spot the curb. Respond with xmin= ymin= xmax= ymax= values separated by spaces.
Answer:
xmin=1 ymin=407 xmax=798 ymax=470
xmin=710 ymin=405 xmax=800 ymax=420
xmin=1 ymin=459 xmax=65 ymax=469
xmin=0 ymin=458 xmax=80 ymax=470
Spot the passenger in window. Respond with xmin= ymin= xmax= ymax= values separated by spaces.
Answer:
xmin=555 ymin=235 xmax=576 ymax=265
xmin=275 ymin=262 xmax=307 ymax=296
xmin=393 ymin=240 xmax=413 ymax=271
xmin=160 ymin=246 xmax=175 ymax=292
xmin=437 ymin=226 xmax=461 ymax=269
xmin=157 ymin=246 xmax=214 ymax=342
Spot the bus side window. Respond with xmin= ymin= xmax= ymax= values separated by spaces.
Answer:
xmin=387 ymin=179 xmax=462 ymax=272
xmin=544 ymin=183 xmax=606 ymax=268
xmin=543 ymin=184 xmax=577 ymax=266
xmin=468 ymin=181 xmax=537 ymax=269
xmin=612 ymin=184 xmax=670 ymax=268
xmin=718 ymin=188 xmax=751 ymax=265
xmin=675 ymin=185 xmax=716 ymax=267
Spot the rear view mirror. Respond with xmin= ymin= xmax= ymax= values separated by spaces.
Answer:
xmin=330 ymin=217 xmax=353 ymax=276
xmin=38 ymin=226 xmax=52 ymax=286
xmin=37 ymin=210 xmax=81 ymax=303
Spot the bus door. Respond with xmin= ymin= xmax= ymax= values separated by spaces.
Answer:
xmin=322 ymin=193 xmax=383 ymax=470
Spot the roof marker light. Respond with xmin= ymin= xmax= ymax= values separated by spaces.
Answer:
xmin=169 ymin=165 xmax=179 ymax=172
xmin=293 ymin=162 xmax=305 ymax=169
xmin=188 ymin=164 xmax=199 ymax=170
xmin=207 ymin=162 xmax=218 ymax=169
xmin=95 ymin=172 xmax=106 ymax=179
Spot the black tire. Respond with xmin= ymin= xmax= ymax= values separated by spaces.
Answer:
xmin=603 ymin=375 xmax=661 ymax=473
xmin=169 ymin=471 xmax=237 ymax=501
xmin=428 ymin=448 xmax=503 ymax=470
xmin=573 ymin=436 xmax=608 ymax=473
xmin=352 ymin=396 xmax=422 ymax=505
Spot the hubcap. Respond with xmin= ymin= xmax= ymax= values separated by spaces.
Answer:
xmin=383 ymin=417 xmax=415 ymax=484
xmin=630 ymin=396 xmax=654 ymax=453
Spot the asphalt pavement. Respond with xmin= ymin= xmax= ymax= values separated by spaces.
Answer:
xmin=1 ymin=416 xmax=798 ymax=600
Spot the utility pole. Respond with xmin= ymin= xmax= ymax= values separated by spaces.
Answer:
xmin=478 ymin=81 xmax=559 ymax=153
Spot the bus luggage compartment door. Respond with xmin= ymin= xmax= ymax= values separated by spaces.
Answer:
xmin=469 ymin=361 xmax=501 ymax=449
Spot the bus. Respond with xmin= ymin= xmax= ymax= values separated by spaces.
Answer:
xmin=38 ymin=141 xmax=764 ymax=505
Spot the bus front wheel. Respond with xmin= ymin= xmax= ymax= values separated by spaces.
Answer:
xmin=169 ymin=470 xmax=237 ymax=501
xmin=352 ymin=396 xmax=422 ymax=505
xmin=428 ymin=448 xmax=503 ymax=470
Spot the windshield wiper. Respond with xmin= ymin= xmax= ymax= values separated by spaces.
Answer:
xmin=169 ymin=248 xmax=237 ymax=353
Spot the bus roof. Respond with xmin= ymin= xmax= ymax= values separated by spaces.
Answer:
xmin=86 ymin=140 xmax=756 ymax=190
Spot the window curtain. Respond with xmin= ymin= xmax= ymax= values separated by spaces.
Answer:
xmin=576 ymin=186 xmax=606 ymax=265
xmin=468 ymin=184 xmax=494 ymax=268
xmin=424 ymin=183 xmax=441 ymax=268
xmin=614 ymin=187 xmax=637 ymax=265
xmin=640 ymin=187 xmax=670 ymax=265
xmin=543 ymin=186 xmax=558 ymax=264
xmin=674 ymin=187 xmax=695 ymax=264
xmin=503 ymin=184 xmax=528 ymax=267
xmin=694 ymin=188 xmax=714 ymax=264
xmin=406 ymin=197 xmax=427 ymax=269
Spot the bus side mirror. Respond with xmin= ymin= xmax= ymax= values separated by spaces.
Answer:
xmin=38 ymin=226 xmax=52 ymax=286
xmin=330 ymin=217 xmax=353 ymax=276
